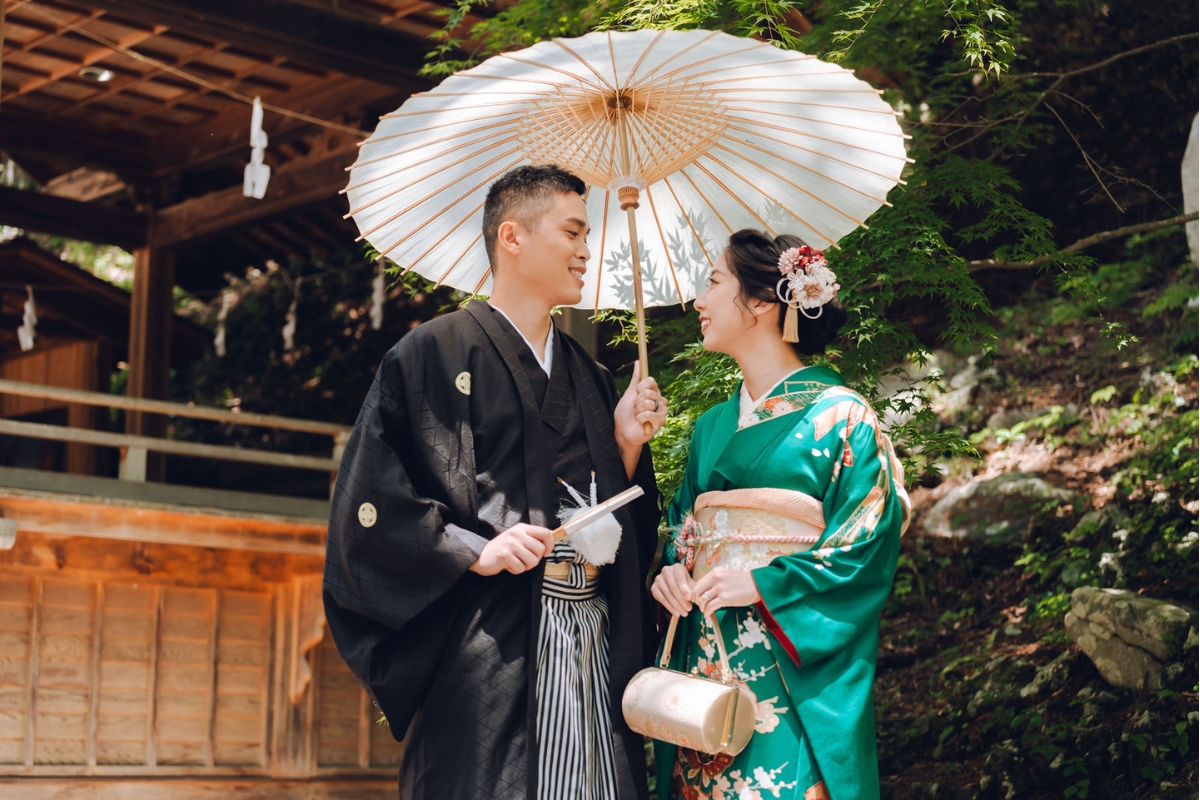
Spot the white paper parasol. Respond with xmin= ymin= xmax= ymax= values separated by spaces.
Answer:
xmin=345 ymin=29 xmax=909 ymax=375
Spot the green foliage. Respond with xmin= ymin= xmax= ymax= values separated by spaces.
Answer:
xmin=603 ymin=0 xmax=805 ymax=47
xmin=647 ymin=343 xmax=740 ymax=510
xmin=824 ymin=0 xmax=1021 ymax=77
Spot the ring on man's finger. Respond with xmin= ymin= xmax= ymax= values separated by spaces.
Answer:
xmin=700 ymin=591 xmax=712 ymax=602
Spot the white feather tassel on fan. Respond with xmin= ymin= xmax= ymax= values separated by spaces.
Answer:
xmin=557 ymin=474 xmax=623 ymax=566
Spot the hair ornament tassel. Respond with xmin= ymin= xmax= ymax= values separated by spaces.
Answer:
xmin=775 ymin=245 xmax=839 ymax=339
xmin=782 ymin=305 xmax=800 ymax=342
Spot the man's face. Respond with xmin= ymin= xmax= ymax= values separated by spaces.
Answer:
xmin=510 ymin=191 xmax=591 ymax=308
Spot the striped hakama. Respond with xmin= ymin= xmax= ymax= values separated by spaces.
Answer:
xmin=535 ymin=542 xmax=618 ymax=800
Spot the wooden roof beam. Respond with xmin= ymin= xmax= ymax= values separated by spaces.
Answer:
xmin=0 ymin=113 xmax=157 ymax=179
xmin=82 ymin=0 xmax=431 ymax=85
xmin=0 ymin=185 xmax=149 ymax=250
xmin=154 ymin=140 xmax=357 ymax=248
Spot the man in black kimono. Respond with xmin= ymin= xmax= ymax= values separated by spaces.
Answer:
xmin=324 ymin=165 xmax=667 ymax=800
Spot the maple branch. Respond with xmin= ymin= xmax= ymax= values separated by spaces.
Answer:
xmin=966 ymin=212 xmax=1199 ymax=272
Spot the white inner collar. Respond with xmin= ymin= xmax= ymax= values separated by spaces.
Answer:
xmin=489 ymin=303 xmax=554 ymax=377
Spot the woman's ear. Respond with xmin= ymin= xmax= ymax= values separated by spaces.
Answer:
xmin=745 ymin=296 xmax=776 ymax=319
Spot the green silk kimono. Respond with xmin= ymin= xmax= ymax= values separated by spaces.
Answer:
xmin=655 ymin=366 xmax=910 ymax=800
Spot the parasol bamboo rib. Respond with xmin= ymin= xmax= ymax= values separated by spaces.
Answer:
xmin=643 ymin=185 xmax=688 ymax=309
xmin=724 ymin=124 xmax=907 ymax=184
xmin=494 ymin=52 xmax=610 ymax=93
xmin=723 ymin=117 xmax=912 ymax=161
xmin=628 ymin=30 xmax=720 ymax=89
xmin=364 ymin=156 xmax=523 ymax=256
xmin=376 ymin=157 xmax=523 ymax=260
xmin=349 ymin=117 xmax=521 ymax=168
xmin=408 ymin=197 xmax=487 ymax=269
xmin=547 ymin=37 xmax=624 ymax=91
xmin=347 ymin=144 xmax=523 ymax=223
xmin=434 ymin=229 xmax=486 ymax=286
xmin=721 ymin=97 xmax=902 ymax=115
xmin=724 ymin=105 xmax=911 ymax=137
xmin=473 ymin=265 xmax=493 ymax=295
xmin=688 ymin=159 xmax=780 ymax=237
xmin=661 ymin=176 xmax=716 ymax=267
xmin=593 ymin=189 xmax=611 ymax=310
xmin=689 ymin=155 xmax=839 ymax=248
xmin=713 ymin=137 xmax=890 ymax=206
xmin=675 ymin=168 xmax=739 ymax=240
xmin=618 ymin=28 xmax=669 ymax=87
xmin=632 ymin=36 xmax=761 ymax=86
xmin=453 ymin=72 xmax=601 ymax=91
xmin=702 ymin=148 xmax=853 ymax=242
xmin=345 ymin=133 xmax=521 ymax=193
xmin=383 ymin=101 xmax=546 ymax=119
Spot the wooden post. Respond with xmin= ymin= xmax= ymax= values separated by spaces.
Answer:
xmin=126 ymin=226 xmax=175 ymax=482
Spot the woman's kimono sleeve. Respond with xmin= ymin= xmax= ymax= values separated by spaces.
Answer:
xmin=749 ymin=404 xmax=904 ymax=668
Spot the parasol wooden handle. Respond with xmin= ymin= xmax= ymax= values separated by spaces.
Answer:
xmin=619 ymin=188 xmax=654 ymax=439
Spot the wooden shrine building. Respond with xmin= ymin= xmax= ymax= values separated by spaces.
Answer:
xmin=0 ymin=2 xmax=500 ymax=797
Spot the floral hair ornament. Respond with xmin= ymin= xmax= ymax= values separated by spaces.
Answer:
xmin=775 ymin=245 xmax=839 ymax=343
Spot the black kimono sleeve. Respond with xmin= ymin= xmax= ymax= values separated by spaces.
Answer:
xmin=322 ymin=329 xmax=489 ymax=732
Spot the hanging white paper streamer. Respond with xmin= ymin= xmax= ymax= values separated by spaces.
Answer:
xmin=282 ymin=276 xmax=302 ymax=351
xmin=243 ymin=97 xmax=271 ymax=199
xmin=16 ymin=285 xmax=37 ymax=352
xmin=214 ymin=291 xmax=234 ymax=357
xmin=370 ymin=259 xmax=385 ymax=331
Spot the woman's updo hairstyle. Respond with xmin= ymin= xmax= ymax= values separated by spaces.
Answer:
xmin=724 ymin=228 xmax=847 ymax=356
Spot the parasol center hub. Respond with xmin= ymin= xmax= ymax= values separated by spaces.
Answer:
xmin=617 ymin=186 xmax=640 ymax=210
xmin=606 ymin=92 xmax=634 ymax=112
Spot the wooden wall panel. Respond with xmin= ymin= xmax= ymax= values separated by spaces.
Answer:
xmin=0 ymin=568 xmax=396 ymax=783
xmin=1 ymin=341 xmax=101 ymax=475
xmin=96 ymin=585 xmax=155 ymax=765
xmin=154 ymin=588 xmax=215 ymax=766
xmin=34 ymin=580 xmax=95 ymax=765
xmin=313 ymin=636 xmax=359 ymax=768
xmin=213 ymin=591 xmax=271 ymax=767
xmin=312 ymin=632 xmax=402 ymax=771
xmin=367 ymin=708 xmax=401 ymax=769
xmin=0 ymin=576 xmax=34 ymax=764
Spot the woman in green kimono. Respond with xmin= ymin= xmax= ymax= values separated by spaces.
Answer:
xmin=650 ymin=229 xmax=910 ymax=800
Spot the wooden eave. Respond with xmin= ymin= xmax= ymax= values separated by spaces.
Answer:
xmin=0 ymin=0 xmax=492 ymax=289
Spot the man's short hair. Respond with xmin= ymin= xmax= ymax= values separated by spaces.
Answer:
xmin=483 ymin=165 xmax=587 ymax=266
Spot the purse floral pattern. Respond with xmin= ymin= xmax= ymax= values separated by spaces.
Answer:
xmin=671 ymin=612 xmax=803 ymax=800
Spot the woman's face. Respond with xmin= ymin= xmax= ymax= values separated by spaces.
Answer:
xmin=693 ymin=251 xmax=760 ymax=356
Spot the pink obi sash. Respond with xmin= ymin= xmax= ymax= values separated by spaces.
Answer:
xmin=678 ymin=489 xmax=825 ymax=579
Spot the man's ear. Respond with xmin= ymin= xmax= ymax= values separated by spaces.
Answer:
xmin=497 ymin=219 xmax=522 ymax=258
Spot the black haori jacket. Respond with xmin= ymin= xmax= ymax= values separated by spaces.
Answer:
xmin=323 ymin=301 xmax=661 ymax=800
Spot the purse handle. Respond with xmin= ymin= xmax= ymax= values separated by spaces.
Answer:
xmin=658 ymin=611 xmax=736 ymax=685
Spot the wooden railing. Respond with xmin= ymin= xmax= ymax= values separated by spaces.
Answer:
xmin=0 ymin=379 xmax=350 ymax=491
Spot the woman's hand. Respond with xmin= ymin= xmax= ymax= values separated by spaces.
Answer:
xmin=651 ymin=563 xmax=695 ymax=617
xmin=691 ymin=568 xmax=762 ymax=615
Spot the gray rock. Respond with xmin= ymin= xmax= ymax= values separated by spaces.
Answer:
xmin=978 ymin=739 xmax=1034 ymax=800
xmin=985 ymin=408 xmax=1042 ymax=431
xmin=967 ymin=656 xmax=1037 ymax=716
xmin=923 ymin=472 xmax=1076 ymax=541
xmin=1067 ymin=506 xmax=1130 ymax=544
xmin=1064 ymin=587 xmax=1197 ymax=690
xmin=1019 ymin=649 xmax=1080 ymax=701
